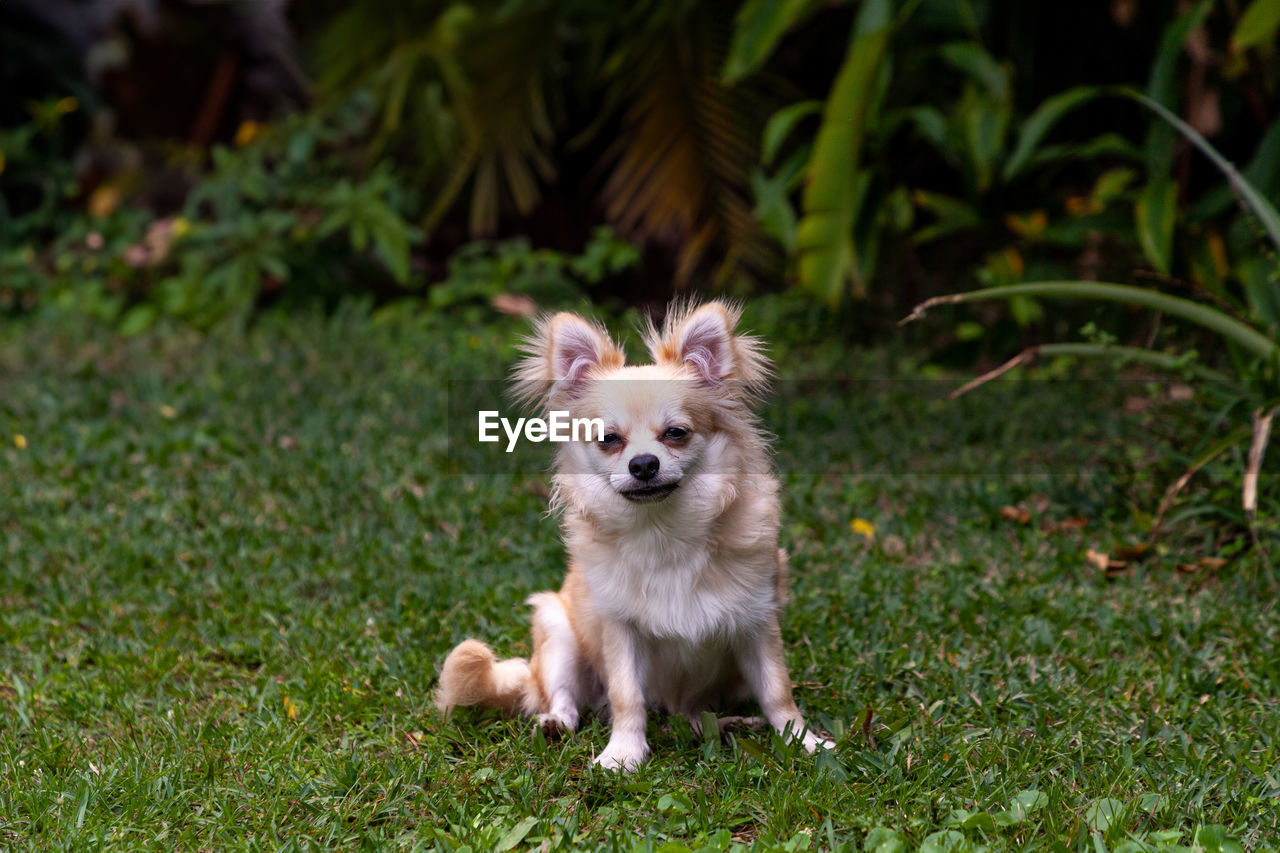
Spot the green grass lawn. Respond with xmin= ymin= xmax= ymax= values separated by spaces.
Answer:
xmin=1 ymin=306 xmax=1277 ymax=851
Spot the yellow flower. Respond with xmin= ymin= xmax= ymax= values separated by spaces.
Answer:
xmin=283 ymin=695 xmax=298 ymax=720
xmin=13 ymin=434 xmax=27 ymax=449
xmin=850 ymin=518 xmax=876 ymax=540
xmin=160 ymin=405 xmax=177 ymax=419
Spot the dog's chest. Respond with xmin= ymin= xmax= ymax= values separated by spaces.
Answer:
xmin=581 ymin=528 xmax=775 ymax=641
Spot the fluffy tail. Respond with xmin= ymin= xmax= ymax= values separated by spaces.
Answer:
xmin=434 ymin=639 xmax=541 ymax=716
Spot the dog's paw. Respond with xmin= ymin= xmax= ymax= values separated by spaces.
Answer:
xmin=535 ymin=712 xmax=576 ymax=741
xmin=593 ymin=737 xmax=649 ymax=772
xmin=801 ymin=729 xmax=836 ymax=753
xmin=717 ymin=715 xmax=767 ymax=734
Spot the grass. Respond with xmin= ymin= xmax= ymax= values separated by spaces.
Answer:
xmin=0 ymin=302 xmax=1277 ymax=851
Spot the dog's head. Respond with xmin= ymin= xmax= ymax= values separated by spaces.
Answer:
xmin=513 ymin=301 xmax=771 ymax=512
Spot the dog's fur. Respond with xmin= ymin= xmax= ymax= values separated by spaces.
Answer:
xmin=435 ymin=301 xmax=830 ymax=770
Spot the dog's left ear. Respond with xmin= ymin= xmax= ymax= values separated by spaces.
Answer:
xmin=647 ymin=301 xmax=771 ymax=391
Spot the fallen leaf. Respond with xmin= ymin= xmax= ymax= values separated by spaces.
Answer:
xmin=1112 ymin=543 xmax=1149 ymax=561
xmin=1000 ymin=506 xmax=1031 ymax=525
xmin=1085 ymin=549 xmax=1126 ymax=573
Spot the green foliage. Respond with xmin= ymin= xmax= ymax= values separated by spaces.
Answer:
xmin=903 ymin=110 xmax=1280 ymax=546
xmin=312 ymin=0 xmax=768 ymax=286
xmin=722 ymin=0 xmax=820 ymax=84
xmin=316 ymin=1 xmax=559 ymax=235
xmin=1 ymin=101 xmax=423 ymax=329
xmin=425 ymin=227 xmax=640 ymax=311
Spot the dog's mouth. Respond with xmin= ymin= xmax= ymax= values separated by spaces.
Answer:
xmin=620 ymin=482 xmax=679 ymax=503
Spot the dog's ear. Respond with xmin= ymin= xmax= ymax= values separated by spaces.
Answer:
xmin=513 ymin=311 xmax=625 ymax=409
xmin=646 ymin=301 xmax=771 ymax=392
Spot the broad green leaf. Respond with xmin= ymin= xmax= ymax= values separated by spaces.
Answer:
xmin=1138 ymin=792 xmax=1168 ymax=813
xmin=119 ymin=304 xmax=158 ymax=337
xmin=494 ymin=816 xmax=537 ymax=852
xmin=1239 ymin=255 xmax=1280 ymax=329
xmin=958 ymin=88 xmax=1010 ymax=191
xmin=1084 ymin=797 xmax=1125 ymax=833
xmin=735 ymin=737 xmax=780 ymax=767
xmin=762 ymin=101 xmax=822 ymax=166
xmin=1004 ymin=86 xmax=1105 ymax=180
xmin=862 ymin=827 xmax=906 ymax=853
xmin=371 ymin=219 xmax=412 ymax=285
xmin=1135 ymin=179 xmax=1177 ymax=274
xmin=752 ymin=168 xmax=799 ymax=251
xmin=1195 ymin=824 xmax=1246 ymax=853
xmin=796 ymin=0 xmax=893 ymax=305
xmin=1091 ymin=167 xmax=1138 ymax=207
xmin=939 ymin=41 xmax=1009 ymax=101
xmin=1112 ymin=842 xmax=1148 ymax=853
xmin=723 ymin=0 xmax=820 ymax=82
xmin=1232 ymin=0 xmax=1280 ymax=52
xmin=919 ymin=829 xmax=966 ymax=853
xmin=911 ymin=190 xmax=980 ymax=244
xmin=657 ymin=792 xmax=693 ymax=813
xmin=700 ymin=711 xmax=719 ymax=749
xmin=1009 ymin=789 xmax=1048 ymax=818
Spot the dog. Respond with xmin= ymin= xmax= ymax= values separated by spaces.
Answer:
xmin=435 ymin=301 xmax=832 ymax=770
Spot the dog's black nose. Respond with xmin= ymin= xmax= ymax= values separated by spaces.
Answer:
xmin=629 ymin=453 xmax=660 ymax=481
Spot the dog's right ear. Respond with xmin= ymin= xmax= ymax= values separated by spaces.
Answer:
xmin=512 ymin=312 xmax=625 ymax=409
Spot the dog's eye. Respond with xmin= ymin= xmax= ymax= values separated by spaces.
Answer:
xmin=600 ymin=433 xmax=622 ymax=445
xmin=663 ymin=426 xmax=689 ymax=440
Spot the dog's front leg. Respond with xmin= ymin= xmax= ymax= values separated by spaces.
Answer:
xmin=738 ymin=620 xmax=833 ymax=753
xmin=593 ymin=621 xmax=649 ymax=771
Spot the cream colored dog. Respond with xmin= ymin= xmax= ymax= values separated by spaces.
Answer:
xmin=436 ymin=301 xmax=831 ymax=770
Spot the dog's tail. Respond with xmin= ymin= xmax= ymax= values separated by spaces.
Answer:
xmin=435 ymin=639 xmax=541 ymax=717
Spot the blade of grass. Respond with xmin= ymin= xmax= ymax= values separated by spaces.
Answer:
xmin=902 ymin=281 xmax=1277 ymax=360
xmin=947 ymin=342 xmax=1233 ymax=401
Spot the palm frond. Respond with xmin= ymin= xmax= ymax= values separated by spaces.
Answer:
xmin=597 ymin=7 xmax=775 ymax=286
xmin=316 ymin=1 xmax=561 ymax=235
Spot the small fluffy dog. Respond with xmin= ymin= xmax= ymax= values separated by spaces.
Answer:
xmin=436 ymin=301 xmax=831 ymax=770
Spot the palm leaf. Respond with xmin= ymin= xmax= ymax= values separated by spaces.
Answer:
xmin=316 ymin=1 xmax=561 ymax=235
xmin=598 ymin=6 xmax=773 ymax=285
